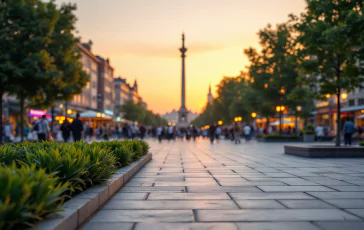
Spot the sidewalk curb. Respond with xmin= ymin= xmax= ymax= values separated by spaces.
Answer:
xmin=32 ymin=153 xmax=152 ymax=230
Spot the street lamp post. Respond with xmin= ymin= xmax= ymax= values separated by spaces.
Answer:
xmin=276 ymin=105 xmax=285 ymax=136
xmin=296 ymin=105 xmax=302 ymax=135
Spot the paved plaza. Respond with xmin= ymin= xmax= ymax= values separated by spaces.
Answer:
xmin=82 ymin=140 xmax=364 ymax=230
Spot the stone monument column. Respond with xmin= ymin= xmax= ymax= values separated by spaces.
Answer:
xmin=178 ymin=33 xmax=189 ymax=126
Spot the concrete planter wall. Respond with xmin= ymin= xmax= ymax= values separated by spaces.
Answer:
xmin=303 ymin=134 xmax=315 ymax=142
xmin=32 ymin=153 xmax=152 ymax=230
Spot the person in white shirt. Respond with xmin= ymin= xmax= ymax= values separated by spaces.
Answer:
xmin=156 ymin=126 xmax=163 ymax=143
xmin=315 ymin=124 xmax=324 ymax=141
xmin=168 ymin=125 xmax=174 ymax=140
xmin=243 ymin=124 xmax=251 ymax=142
xmin=216 ymin=126 xmax=222 ymax=140
xmin=4 ymin=121 xmax=13 ymax=143
xmin=34 ymin=115 xmax=50 ymax=141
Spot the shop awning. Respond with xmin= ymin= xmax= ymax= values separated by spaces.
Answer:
xmin=356 ymin=114 xmax=364 ymax=119
xmin=341 ymin=105 xmax=364 ymax=112
xmin=70 ymin=110 xmax=113 ymax=119
xmin=270 ymin=120 xmax=295 ymax=126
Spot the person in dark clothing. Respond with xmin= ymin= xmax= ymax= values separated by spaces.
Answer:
xmin=343 ymin=119 xmax=355 ymax=146
xmin=71 ymin=113 xmax=83 ymax=142
xmin=208 ymin=124 xmax=217 ymax=144
xmin=87 ymin=124 xmax=93 ymax=141
xmin=60 ymin=120 xmax=71 ymax=143
xmin=139 ymin=125 xmax=146 ymax=140
xmin=122 ymin=124 xmax=129 ymax=139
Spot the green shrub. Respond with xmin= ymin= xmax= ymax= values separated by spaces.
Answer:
xmin=25 ymin=145 xmax=90 ymax=195
xmin=0 ymin=145 xmax=23 ymax=166
xmin=92 ymin=141 xmax=134 ymax=167
xmin=264 ymin=134 xmax=301 ymax=140
xmin=0 ymin=163 xmax=68 ymax=229
xmin=302 ymin=130 xmax=315 ymax=135
xmin=359 ymin=141 xmax=364 ymax=146
xmin=255 ymin=134 xmax=264 ymax=139
xmin=81 ymin=144 xmax=117 ymax=185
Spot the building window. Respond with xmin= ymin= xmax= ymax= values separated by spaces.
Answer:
xmin=358 ymin=98 xmax=364 ymax=105
xmin=349 ymin=99 xmax=355 ymax=106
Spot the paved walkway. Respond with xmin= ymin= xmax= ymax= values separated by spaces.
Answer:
xmin=82 ymin=140 xmax=364 ymax=230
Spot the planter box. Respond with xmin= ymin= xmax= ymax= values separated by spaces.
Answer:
xmin=303 ymin=134 xmax=315 ymax=142
xmin=32 ymin=153 xmax=152 ymax=230
xmin=256 ymin=136 xmax=302 ymax=143
xmin=284 ymin=145 xmax=364 ymax=158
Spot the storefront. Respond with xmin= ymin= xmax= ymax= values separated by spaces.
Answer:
xmin=255 ymin=115 xmax=302 ymax=133
xmin=28 ymin=109 xmax=51 ymax=124
xmin=341 ymin=105 xmax=364 ymax=128
xmin=69 ymin=110 xmax=113 ymax=128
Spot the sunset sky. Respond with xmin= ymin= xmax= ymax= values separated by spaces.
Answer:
xmin=54 ymin=0 xmax=306 ymax=114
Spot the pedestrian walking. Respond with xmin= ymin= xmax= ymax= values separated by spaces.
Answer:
xmin=139 ymin=124 xmax=146 ymax=140
xmin=52 ymin=123 xmax=59 ymax=140
xmin=157 ymin=126 xmax=163 ymax=143
xmin=234 ymin=124 xmax=241 ymax=144
xmin=86 ymin=124 xmax=93 ymax=141
xmin=216 ymin=126 xmax=222 ymax=141
xmin=243 ymin=124 xmax=251 ymax=142
xmin=4 ymin=121 xmax=14 ymax=143
xmin=315 ymin=124 xmax=324 ymax=142
xmin=71 ymin=113 xmax=83 ymax=142
xmin=33 ymin=115 xmax=50 ymax=141
xmin=60 ymin=120 xmax=71 ymax=143
xmin=343 ymin=119 xmax=355 ymax=146
xmin=209 ymin=124 xmax=217 ymax=144
xmin=167 ymin=125 xmax=174 ymax=141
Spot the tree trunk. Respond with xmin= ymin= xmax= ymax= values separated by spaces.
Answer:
xmin=279 ymin=112 xmax=282 ymax=136
xmin=336 ymin=91 xmax=341 ymax=147
xmin=20 ymin=92 xmax=25 ymax=142
xmin=335 ymin=56 xmax=341 ymax=147
xmin=0 ymin=89 xmax=3 ymax=144
xmin=295 ymin=112 xmax=298 ymax=135
xmin=65 ymin=101 xmax=68 ymax=120
xmin=51 ymin=106 xmax=55 ymax=130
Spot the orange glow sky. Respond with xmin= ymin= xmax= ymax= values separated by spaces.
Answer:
xmin=54 ymin=0 xmax=306 ymax=114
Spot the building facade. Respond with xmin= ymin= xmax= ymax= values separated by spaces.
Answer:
xmin=67 ymin=42 xmax=99 ymax=112
xmin=114 ymin=78 xmax=147 ymax=113
xmin=97 ymin=56 xmax=114 ymax=116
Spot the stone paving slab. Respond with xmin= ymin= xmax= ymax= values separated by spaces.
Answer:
xmin=82 ymin=140 xmax=364 ymax=229
xmin=196 ymin=209 xmax=359 ymax=221
xmin=134 ymin=222 xmax=238 ymax=230
xmin=90 ymin=210 xmax=193 ymax=222
xmin=235 ymin=222 xmax=321 ymax=230
xmin=148 ymin=192 xmax=231 ymax=200
xmin=102 ymin=200 xmax=239 ymax=210
xmin=314 ymin=221 xmax=364 ymax=230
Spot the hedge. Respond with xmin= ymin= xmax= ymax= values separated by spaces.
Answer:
xmin=0 ymin=140 xmax=149 ymax=229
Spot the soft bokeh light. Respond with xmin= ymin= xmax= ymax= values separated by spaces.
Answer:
xmin=53 ymin=0 xmax=305 ymax=113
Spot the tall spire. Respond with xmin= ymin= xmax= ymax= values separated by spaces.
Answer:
xmin=207 ymin=83 xmax=213 ymax=104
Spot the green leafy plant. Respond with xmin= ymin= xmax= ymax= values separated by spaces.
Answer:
xmin=0 ymin=163 xmax=68 ymax=229
xmin=81 ymin=144 xmax=117 ymax=185
xmin=25 ymin=145 xmax=90 ymax=195
xmin=359 ymin=142 xmax=364 ymax=147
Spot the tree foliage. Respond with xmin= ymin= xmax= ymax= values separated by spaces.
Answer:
xmin=0 ymin=0 xmax=89 ymax=142
xmin=118 ymin=100 xmax=168 ymax=126
xmin=291 ymin=0 xmax=364 ymax=145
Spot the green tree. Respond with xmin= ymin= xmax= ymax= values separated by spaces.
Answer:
xmin=31 ymin=4 xmax=89 ymax=134
xmin=0 ymin=0 xmax=59 ymax=143
xmin=291 ymin=0 xmax=364 ymax=146
xmin=118 ymin=100 xmax=167 ymax=126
